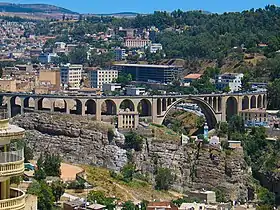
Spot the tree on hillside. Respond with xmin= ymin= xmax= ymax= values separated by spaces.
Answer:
xmin=51 ymin=180 xmax=66 ymax=203
xmin=125 ymin=132 xmax=144 ymax=151
xmin=122 ymin=201 xmax=136 ymax=210
xmin=121 ymin=163 xmax=135 ymax=182
xmin=69 ymin=46 xmax=87 ymax=64
xmin=155 ymin=167 xmax=174 ymax=191
xmin=43 ymin=153 xmax=61 ymax=177
xmin=268 ymin=79 xmax=280 ymax=110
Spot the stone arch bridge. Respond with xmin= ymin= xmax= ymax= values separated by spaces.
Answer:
xmin=0 ymin=92 xmax=267 ymax=129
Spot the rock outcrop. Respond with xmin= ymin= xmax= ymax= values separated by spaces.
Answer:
xmin=13 ymin=112 xmax=252 ymax=201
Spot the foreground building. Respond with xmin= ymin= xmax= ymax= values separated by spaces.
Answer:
xmin=60 ymin=64 xmax=83 ymax=89
xmin=87 ymin=69 xmax=118 ymax=89
xmin=215 ymin=73 xmax=244 ymax=92
xmin=0 ymin=111 xmax=26 ymax=209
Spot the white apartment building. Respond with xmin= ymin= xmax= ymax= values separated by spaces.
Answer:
xmin=149 ymin=43 xmax=163 ymax=53
xmin=60 ymin=64 xmax=83 ymax=89
xmin=215 ymin=73 xmax=244 ymax=92
xmin=124 ymin=38 xmax=151 ymax=48
xmin=88 ymin=69 xmax=119 ymax=89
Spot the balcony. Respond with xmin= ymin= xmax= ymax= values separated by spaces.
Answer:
xmin=0 ymin=188 xmax=25 ymax=210
xmin=0 ymin=149 xmax=24 ymax=178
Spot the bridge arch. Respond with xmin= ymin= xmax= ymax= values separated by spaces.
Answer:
xmin=38 ymin=98 xmax=52 ymax=111
xmin=157 ymin=99 xmax=161 ymax=115
xmin=102 ymin=99 xmax=117 ymax=115
xmin=161 ymin=97 xmax=217 ymax=129
xmin=23 ymin=97 xmax=35 ymax=109
xmin=53 ymin=99 xmax=67 ymax=113
xmin=10 ymin=96 xmax=21 ymax=117
xmin=162 ymin=98 xmax=167 ymax=112
xmin=226 ymin=97 xmax=238 ymax=121
xmin=242 ymin=96 xmax=249 ymax=110
xmin=120 ymin=99 xmax=135 ymax=111
xmin=137 ymin=99 xmax=152 ymax=116
xmin=250 ymin=95 xmax=257 ymax=109
xmin=85 ymin=99 xmax=96 ymax=115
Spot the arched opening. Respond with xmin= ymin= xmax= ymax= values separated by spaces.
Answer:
xmin=167 ymin=98 xmax=172 ymax=106
xmin=218 ymin=97 xmax=222 ymax=112
xmin=204 ymin=97 xmax=207 ymax=101
xmin=242 ymin=96 xmax=249 ymax=110
xmin=257 ymin=95 xmax=262 ymax=108
xmin=213 ymin=97 xmax=217 ymax=111
xmin=38 ymin=98 xmax=52 ymax=111
xmin=10 ymin=96 xmax=21 ymax=117
xmin=263 ymin=95 xmax=267 ymax=108
xmin=157 ymin=98 xmax=162 ymax=115
xmin=172 ymin=98 xmax=176 ymax=103
xmin=102 ymin=100 xmax=117 ymax=115
xmin=226 ymin=97 xmax=238 ymax=121
xmin=85 ymin=100 xmax=96 ymax=115
xmin=209 ymin=97 xmax=213 ymax=106
xmin=120 ymin=99 xmax=135 ymax=111
xmin=137 ymin=99 xmax=152 ymax=116
xmin=250 ymin=95 xmax=257 ymax=109
xmin=53 ymin=99 xmax=67 ymax=113
xmin=74 ymin=99 xmax=83 ymax=115
xmin=23 ymin=97 xmax=35 ymax=109
xmin=162 ymin=97 xmax=217 ymax=129
xmin=162 ymin=98 xmax=167 ymax=112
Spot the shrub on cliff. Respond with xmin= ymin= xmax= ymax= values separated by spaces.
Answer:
xmin=155 ymin=167 xmax=174 ymax=191
xmin=121 ymin=163 xmax=136 ymax=183
xmin=125 ymin=132 xmax=144 ymax=151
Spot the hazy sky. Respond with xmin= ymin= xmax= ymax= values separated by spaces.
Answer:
xmin=3 ymin=0 xmax=280 ymax=14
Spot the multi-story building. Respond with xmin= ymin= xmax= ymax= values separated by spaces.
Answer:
xmin=0 ymin=79 xmax=17 ymax=92
xmin=0 ymin=110 xmax=26 ymax=209
xmin=38 ymin=53 xmax=58 ymax=64
xmin=88 ymin=69 xmax=118 ymax=89
xmin=38 ymin=69 xmax=61 ymax=91
xmin=124 ymin=38 xmax=151 ymax=48
xmin=113 ymin=64 xmax=182 ymax=83
xmin=239 ymin=108 xmax=268 ymax=127
xmin=115 ymin=48 xmax=126 ymax=61
xmin=215 ymin=73 xmax=244 ymax=92
xmin=149 ymin=43 xmax=163 ymax=53
xmin=126 ymin=85 xmax=146 ymax=96
xmin=60 ymin=64 xmax=83 ymax=89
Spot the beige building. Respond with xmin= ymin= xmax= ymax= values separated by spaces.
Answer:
xmin=88 ymin=69 xmax=118 ymax=89
xmin=38 ymin=69 xmax=61 ymax=90
xmin=60 ymin=64 xmax=83 ymax=89
xmin=118 ymin=109 xmax=139 ymax=129
xmin=239 ymin=108 xmax=268 ymax=127
xmin=188 ymin=190 xmax=216 ymax=204
xmin=124 ymin=38 xmax=151 ymax=48
xmin=0 ymin=79 xmax=17 ymax=92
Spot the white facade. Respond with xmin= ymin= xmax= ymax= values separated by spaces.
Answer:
xmin=215 ymin=73 xmax=244 ymax=92
xmin=125 ymin=38 xmax=151 ymax=48
xmin=103 ymin=83 xmax=122 ymax=92
xmin=150 ymin=43 xmax=163 ymax=53
xmin=88 ymin=69 xmax=119 ymax=89
xmin=38 ymin=53 xmax=58 ymax=64
xmin=60 ymin=64 xmax=83 ymax=89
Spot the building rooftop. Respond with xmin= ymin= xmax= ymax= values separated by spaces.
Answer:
xmin=239 ymin=108 xmax=266 ymax=113
xmin=114 ymin=63 xmax=178 ymax=68
xmin=184 ymin=74 xmax=202 ymax=80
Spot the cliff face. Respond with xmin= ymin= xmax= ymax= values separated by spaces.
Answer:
xmin=13 ymin=113 xmax=252 ymax=201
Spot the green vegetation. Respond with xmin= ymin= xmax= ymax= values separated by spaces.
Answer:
xmin=155 ymin=168 xmax=174 ymax=191
xmin=125 ymin=132 xmax=144 ymax=151
xmin=51 ymin=180 xmax=66 ymax=203
xmin=87 ymin=190 xmax=116 ymax=210
xmin=121 ymin=163 xmax=136 ymax=183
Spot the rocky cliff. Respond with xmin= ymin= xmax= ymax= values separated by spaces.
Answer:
xmin=13 ymin=113 xmax=253 ymax=201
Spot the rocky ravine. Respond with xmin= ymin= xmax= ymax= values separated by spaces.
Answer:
xmin=13 ymin=113 xmax=253 ymax=201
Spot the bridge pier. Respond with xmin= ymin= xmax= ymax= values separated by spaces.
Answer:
xmin=152 ymin=98 xmax=158 ymax=123
xmin=6 ymin=97 xmax=11 ymax=118
xmin=20 ymin=98 xmax=25 ymax=115
xmin=95 ymin=99 xmax=102 ymax=121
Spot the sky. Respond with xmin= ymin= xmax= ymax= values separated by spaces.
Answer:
xmin=2 ymin=0 xmax=280 ymax=14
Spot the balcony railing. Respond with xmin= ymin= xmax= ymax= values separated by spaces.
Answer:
xmin=0 ymin=149 xmax=24 ymax=177
xmin=0 ymin=188 xmax=25 ymax=210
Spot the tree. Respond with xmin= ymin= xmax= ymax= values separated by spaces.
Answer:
xmin=122 ymin=201 xmax=136 ymax=210
xmin=27 ymin=181 xmax=55 ymax=210
xmin=228 ymin=115 xmax=245 ymax=137
xmin=258 ymin=187 xmax=275 ymax=205
xmin=43 ymin=153 xmax=61 ymax=177
xmin=51 ymin=180 xmax=66 ymax=202
xmin=87 ymin=190 xmax=115 ymax=210
xmin=34 ymin=168 xmax=46 ymax=181
xmin=115 ymin=73 xmax=133 ymax=86
xmin=268 ymin=79 xmax=280 ymax=110
xmin=68 ymin=46 xmax=87 ymax=64
xmin=121 ymin=163 xmax=135 ymax=182
xmin=155 ymin=168 xmax=174 ymax=191
xmin=125 ymin=132 xmax=144 ymax=151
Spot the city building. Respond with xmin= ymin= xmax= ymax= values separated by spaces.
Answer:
xmin=239 ymin=108 xmax=268 ymax=127
xmin=126 ymin=86 xmax=146 ymax=96
xmin=38 ymin=53 xmax=58 ymax=64
xmin=266 ymin=110 xmax=280 ymax=128
xmin=0 ymin=79 xmax=17 ymax=92
xmin=113 ymin=64 xmax=182 ymax=83
xmin=149 ymin=43 xmax=163 ymax=53
xmin=115 ymin=48 xmax=126 ymax=61
xmin=124 ymin=38 xmax=151 ymax=48
xmin=60 ymin=64 xmax=83 ymax=89
xmin=118 ymin=109 xmax=139 ymax=129
xmin=38 ymin=69 xmax=61 ymax=91
xmin=0 ymin=110 xmax=26 ymax=209
xmin=215 ymin=73 xmax=244 ymax=92
xmin=88 ymin=69 xmax=118 ymax=89
xmin=183 ymin=74 xmax=202 ymax=86
xmin=102 ymin=83 xmax=122 ymax=92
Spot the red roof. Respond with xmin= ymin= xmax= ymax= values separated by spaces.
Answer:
xmin=184 ymin=74 xmax=202 ymax=80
